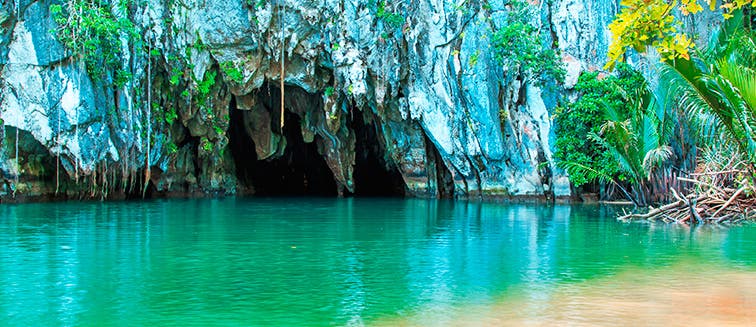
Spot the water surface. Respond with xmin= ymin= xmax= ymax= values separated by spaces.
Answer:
xmin=1 ymin=198 xmax=754 ymax=326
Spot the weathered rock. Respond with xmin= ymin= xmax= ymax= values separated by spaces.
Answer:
xmin=1 ymin=0 xmax=709 ymax=201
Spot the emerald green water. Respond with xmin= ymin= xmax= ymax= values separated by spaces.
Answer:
xmin=1 ymin=198 xmax=754 ymax=326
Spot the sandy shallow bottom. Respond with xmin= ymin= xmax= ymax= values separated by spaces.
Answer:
xmin=374 ymin=263 xmax=756 ymax=326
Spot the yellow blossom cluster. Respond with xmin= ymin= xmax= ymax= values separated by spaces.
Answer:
xmin=606 ymin=0 xmax=754 ymax=69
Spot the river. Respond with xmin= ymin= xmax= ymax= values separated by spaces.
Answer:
xmin=1 ymin=198 xmax=754 ymax=326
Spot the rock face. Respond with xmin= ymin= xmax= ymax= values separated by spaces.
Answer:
xmin=0 ymin=0 xmax=718 ymax=201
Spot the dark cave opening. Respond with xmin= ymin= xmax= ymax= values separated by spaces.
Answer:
xmin=349 ymin=109 xmax=406 ymax=197
xmin=229 ymin=91 xmax=338 ymax=196
xmin=229 ymin=83 xmax=408 ymax=197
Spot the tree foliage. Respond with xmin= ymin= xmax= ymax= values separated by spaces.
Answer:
xmin=557 ymin=64 xmax=675 ymax=206
xmin=606 ymin=0 xmax=754 ymax=69
xmin=491 ymin=0 xmax=565 ymax=85
xmin=659 ymin=13 xmax=756 ymax=166
xmin=554 ymin=64 xmax=646 ymax=187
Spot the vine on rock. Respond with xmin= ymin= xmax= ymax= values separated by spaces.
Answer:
xmin=490 ymin=0 xmax=565 ymax=86
xmin=50 ymin=0 xmax=140 ymax=85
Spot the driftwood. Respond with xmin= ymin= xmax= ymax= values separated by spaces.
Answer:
xmin=618 ymin=166 xmax=755 ymax=224
xmin=618 ymin=188 xmax=755 ymax=224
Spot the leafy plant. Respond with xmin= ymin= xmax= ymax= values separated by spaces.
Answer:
xmin=556 ymin=64 xmax=675 ymax=205
xmin=220 ymin=61 xmax=244 ymax=84
xmin=50 ymin=0 xmax=140 ymax=83
xmin=164 ymin=107 xmax=178 ymax=125
xmin=606 ymin=0 xmax=753 ymax=69
xmin=659 ymin=12 xmax=756 ymax=166
xmin=195 ymin=70 xmax=217 ymax=108
xmin=169 ymin=67 xmax=183 ymax=86
xmin=491 ymin=0 xmax=565 ymax=85
xmin=376 ymin=1 xmax=405 ymax=29
xmin=246 ymin=0 xmax=266 ymax=9
xmin=114 ymin=69 xmax=132 ymax=88
xmin=200 ymin=137 xmax=212 ymax=153
xmin=324 ymin=86 xmax=335 ymax=97
xmin=166 ymin=141 xmax=178 ymax=154
xmin=555 ymin=65 xmax=644 ymax=187
xmin=469 ymin=50 xmax=480 ymax=68
xmin=245 ymin=0 xmax=267 ymax=24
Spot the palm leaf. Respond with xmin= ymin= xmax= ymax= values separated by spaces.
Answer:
xmin=557 ymin=160 xmax=638 ymax=205
xmin=642 ymin=145 xmax=673 ymax=174
xmin=718 ymin=59 xmax=756 ymax=114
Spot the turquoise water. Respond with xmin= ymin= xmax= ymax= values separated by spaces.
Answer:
xmin=0 ymin=198 xmax=754 ymax=326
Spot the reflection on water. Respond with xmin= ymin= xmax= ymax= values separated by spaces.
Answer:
xmin=0 ymin=198 xmax=754 ymax=326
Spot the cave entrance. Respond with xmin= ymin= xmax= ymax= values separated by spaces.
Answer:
xmin=229 ymin=87 xmax=338 ymax=196
xmin=349 ymin=109 xmax=406 ymax=197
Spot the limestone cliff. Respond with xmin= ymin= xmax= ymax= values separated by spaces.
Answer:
xmin=0 ymin=0 xmax=715 ymax=201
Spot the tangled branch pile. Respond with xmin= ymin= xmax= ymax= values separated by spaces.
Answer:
xmin=619 ymin=151 xmax=756 ymax=224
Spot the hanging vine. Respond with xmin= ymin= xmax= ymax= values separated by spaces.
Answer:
xmin=50 ymin=0 xmax=138 ymax=85
xmin=49 ymin=0 xmax=144 ymax=198
xmin=143 ymin=38 xmax=152 ymax=198
xmin=279 ymin=0 xmax=286 ymax=130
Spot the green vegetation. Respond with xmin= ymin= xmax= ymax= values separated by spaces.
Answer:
xmin=659 ymin=13 xmax=756 ymax=167
xmin=200 ymin=137 xmax=213 ymax=153
xmin=607 ymin=2 xmax=756 ymax=170
xmin=245 ymin=0 xmax=267 ymax=24
xmin=606 ymin=0 xmax=753 ymax=69
xmin=469 ymin=50 xmax=480 ymax=68
xmin=556 ymin=63 xmax=676 ymax=205
xmin=324 ymin=86 xmax=335 ymax=98
xmin=491 ymin=0 xmax=565 ymax=85
xmin=196 ymin=70 xmax=217 ymax=107
xmin=169 ymin=67 xmax=183 ymax=86
xmin=165 ymin=140 xmax=179 ymax=154
xmin=572 ymin=2 xmax=756 ymax=222
xmin=555 ymin=65 xmax=644 ymax=187
xmin=246 ymin=0 xmax=266 ymax=9
xmin=50 ymin=0 xmax=140 ymax=83
xmin=376 ymin=1 xmax=405 ymax=29
xmin=220 ymin=61 xmax=245 ymax=84
xmin=164 ymin=107 xmax=178 ymax=125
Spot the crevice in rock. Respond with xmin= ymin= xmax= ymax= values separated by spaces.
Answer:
xmin=424 ymin=133 xmax=455 ymax=198
xmin=349 ymin=109 xmax=406 ymax=197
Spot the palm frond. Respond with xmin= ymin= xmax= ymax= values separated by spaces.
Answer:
xmin=718 ymin=59 xmax=756 ymax=113
xmin=557 ymin=159 xmax=639 ymax=205
xmin=642 ymin=145 xmax=674 ymax=174
xmin=588 ymin=132 xmax=642 ymax=182
xmin=556 ymin=160 xmax=614 ymax=185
